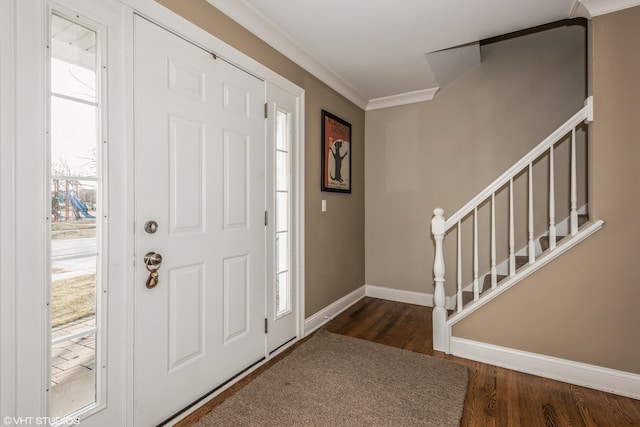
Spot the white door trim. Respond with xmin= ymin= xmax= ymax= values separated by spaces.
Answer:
xmin=13 ymin=0 xmax=48 ymax=416
xmin=123 ymin=0 xmax=304 ymax=98
xmin=0 ymin=0 xmax=18 ymax=419
xmin=294 ymin=92 xmax=306 ymax=345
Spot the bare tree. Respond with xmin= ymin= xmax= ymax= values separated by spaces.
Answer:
xmin=51 ymin=159 xmax=72 ymax=177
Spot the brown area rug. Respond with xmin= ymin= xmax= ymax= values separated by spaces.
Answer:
xmin=195 ymin=329 xmax=468 ymax=426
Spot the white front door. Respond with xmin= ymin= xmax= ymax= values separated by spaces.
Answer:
xmin=134 ymin=16 xmax=266 ymax=426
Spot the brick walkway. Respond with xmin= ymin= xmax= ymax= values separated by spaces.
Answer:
xmin=51 ymin=315 xmax=95 ymax=386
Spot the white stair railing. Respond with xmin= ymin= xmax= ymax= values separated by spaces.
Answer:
xmin=431 ymin=97 xmax=594 ymax=353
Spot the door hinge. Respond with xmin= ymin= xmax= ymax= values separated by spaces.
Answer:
xmin=264 ymin=318 xmax=268 ymax=334
xmin=264 ymin=211 xmax=268 ymax=226
xmin=264 ymin=103 xmax=268 ymax=119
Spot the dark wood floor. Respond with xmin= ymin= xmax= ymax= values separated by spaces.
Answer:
xmin=327 ymin=298 xmax=640 ymax=427
xmin=178 ymin=297 xmax=640 ymax=426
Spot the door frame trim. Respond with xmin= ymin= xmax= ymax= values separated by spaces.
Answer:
xmin=11 ymin=0 xmax=49 ymax=416
xmin=124 ymin=0 xmax=305 ymax=96
xmin=0 ymin=0 xmax=18 ymax=418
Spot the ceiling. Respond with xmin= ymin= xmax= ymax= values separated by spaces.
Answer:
xmin=206 ymin=0 xmax=629 ymax=109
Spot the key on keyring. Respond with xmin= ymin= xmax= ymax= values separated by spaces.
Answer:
xmin=146 ymin=270 xmax=159 ymax=289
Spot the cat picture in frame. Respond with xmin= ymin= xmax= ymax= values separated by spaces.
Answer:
xmin=321 ymin=110 xmax=351 ymax=193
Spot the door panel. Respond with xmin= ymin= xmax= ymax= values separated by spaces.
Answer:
xmin=169 ymin=116 xmax=205 ymax=232
xmin=134 ymin=16 xmax=266 ymax=426
xmin=223 ymin=130 xmax=249 ymax=228
xmin=223 ymin=255 xmax=249 ymax=342
xmin=168 ymin=263 xmax=205 ymax=370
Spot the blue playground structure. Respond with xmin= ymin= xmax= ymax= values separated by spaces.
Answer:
xmin=51 ymin=178 xmax=96 ymax=221
xmin=68 ymin=189 xmax=95 ymax=219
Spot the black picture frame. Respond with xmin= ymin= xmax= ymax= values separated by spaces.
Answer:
xmin=321 ymin=110 xmax=352 ymax=193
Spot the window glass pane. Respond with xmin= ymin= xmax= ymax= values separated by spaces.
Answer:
xmin=274 ymin=107 xmax=291 ymax=318
xmin=50 ymin=333 xmax=96 ymax=418
xmin=276 ymin=110 xmax=288 ymax=151
xmin=276 ymin=151 xmax=289 ymax=192
xmin=51 ymin=258 xmax=96 ymax=329
xmin=51 ymin=97 xmax=97 ymax=178
xmin=51 ymin=58 xmax=97 ymax=103
xmin=50 ymin=13 xmax=100 ymax=418
xmin=276 ymin=192 xmax=288 ymax=233
xmin=276 ymin=231 xmax=288 ymax=273
xmin=276 ymin=272 xmax=289 ymax=316
xmin=50 ymin=15 xmax=96 ymax=103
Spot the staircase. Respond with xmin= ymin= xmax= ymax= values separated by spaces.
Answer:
xmin=430 ymin=97 xmax=604 ymax=353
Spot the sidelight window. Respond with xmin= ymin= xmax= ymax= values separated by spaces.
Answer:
xmin=275 ymin=109 xmax=292 ymax=317
xmin=49 ymin=12 xmax=104 ymax=418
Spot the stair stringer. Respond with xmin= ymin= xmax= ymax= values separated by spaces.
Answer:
xmin=446 ymin=219 xmax=603 ymax=330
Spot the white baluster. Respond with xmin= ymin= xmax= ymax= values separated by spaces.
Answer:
xmin=491 ymin=193 xmax=497 ymax=289
xmin=549 ymin=146 xmax=557 ymax=250
xmin=528 ymin=163 xmax=536 ymax=264
xmin=431 ymin=208 xmax=447 ymax=352
xmin=509 ymin=178 xmax=515 ymax=277
xmin=457 ymin=222 xmax=462 ymax=313
xmin=570 ymin=127 xmax=578 ymax=236
xmin=473 ymin=207 xmax=479 ymax=300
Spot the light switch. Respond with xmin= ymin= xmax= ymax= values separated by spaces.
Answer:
xmin=321 ymin=200 xmax=327 ymax=212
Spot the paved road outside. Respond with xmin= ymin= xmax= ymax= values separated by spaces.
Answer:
xmin=52 ymin=238 xmax=97 ymax=281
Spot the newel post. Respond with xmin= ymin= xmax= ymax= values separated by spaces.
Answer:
xmin=431 ymin=208 xmax=447 ymax=352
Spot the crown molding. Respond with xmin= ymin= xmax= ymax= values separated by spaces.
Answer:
xmin=569 ymin=0 xmax=591 ymax=18
xmin=366 ymin=88 xmax=440 ymax=111
xmin=205 ymin=0 xmax=368 ymax=110
xmin=575 ymin=0 xmax=640 ymax=17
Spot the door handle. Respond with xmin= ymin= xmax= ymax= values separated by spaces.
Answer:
xmin=144 ymin=252 xmax=163 ymax=289
xmin=144 ymin=251 xmax=162 ymax=267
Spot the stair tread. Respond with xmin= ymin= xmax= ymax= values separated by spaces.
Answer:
xmin=540 ymin=233 xmax=572 ymax=251
xmin=481 ymin=274 xmax=507 ymax=292
xmin=578 ymin=214 xmax=589 ymax=227
xmin=516 ymin=255 xmax=528 ymax=269
xmin=540 ymin=234 xmax=565 ymax=250
xmin=539 ymin=215 xmax=590 ymax=250
xmin=462 ymin=291 xmax=473 ymax=306
xmin=460 ymin=274 xmax=508 ymax=308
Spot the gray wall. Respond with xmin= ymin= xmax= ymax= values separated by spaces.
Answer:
xmin=365 ymin=24 xmax=587 ymax=296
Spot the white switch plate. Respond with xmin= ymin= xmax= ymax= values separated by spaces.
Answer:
xmin=321 ymin=200 xmax=326 ymax=212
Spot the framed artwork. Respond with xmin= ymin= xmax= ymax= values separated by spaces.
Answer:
xmin=321 ymin=110 xmax=351 ymax=193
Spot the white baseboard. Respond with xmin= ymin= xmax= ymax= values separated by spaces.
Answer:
xmin=365 ymin=284 xmax=456 ymax=310
xmin=451 ymin=337 xmax=640 ymax=399
xmin=304 ymin=284 xmax=456 ymax=337
xmin=303 ymin=286 xmax=366 ymax=336
xmin=365 ymin=284 xmax=432 ymax=306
